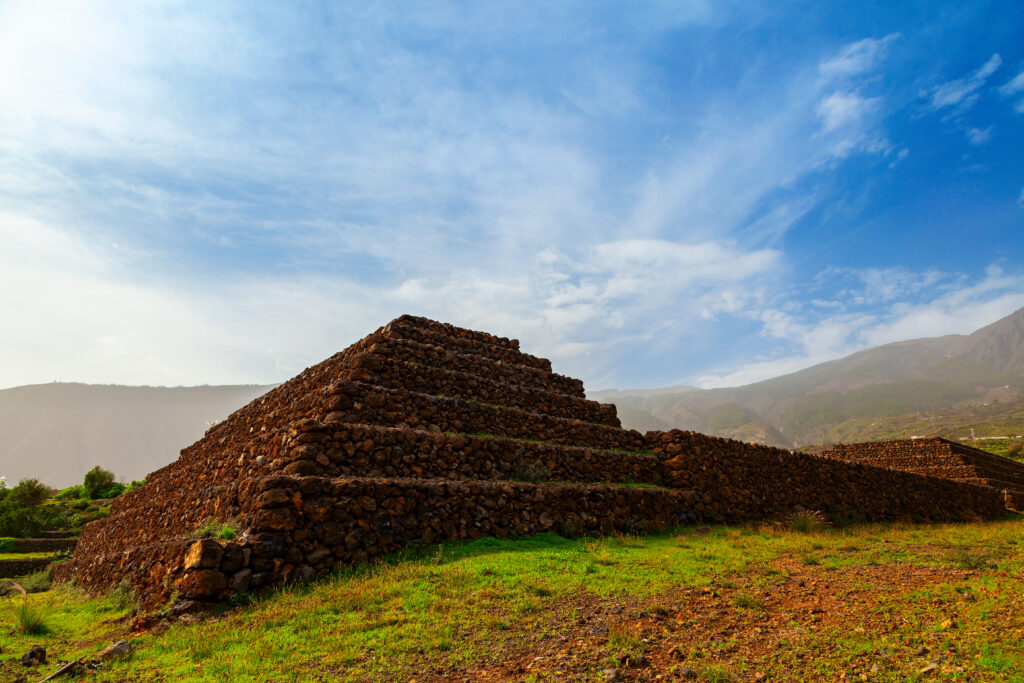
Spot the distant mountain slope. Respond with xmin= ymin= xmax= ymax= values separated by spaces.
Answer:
xmin=598 ymin=306 xmax=1024 ymax=447
xmin=0 ymin=383 xmax=274 ymax=487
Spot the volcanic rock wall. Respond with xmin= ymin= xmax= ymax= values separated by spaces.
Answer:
xmin=819 ymin=437 xmax=1024 ymax=511
xmin=648 ymin=431 xmax=1007 ymax=522
xmin=55 ymin=317 xmax=1012 ymax=611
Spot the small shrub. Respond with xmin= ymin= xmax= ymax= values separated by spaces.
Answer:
xmin=510 ymin=462 xmax=550 ymax=484
xmin=786 ymin=509 xmax=831 ymax=533
xmin=15 ymin=602 xmax=49 ymax=634
xmin=951 ymin=547 xmax=989 ymax=570
xmin=18 ymin=570 xmax=52 ymax=594
xmin=193 ymin=517 xmax=239 ymax=540
xmin=733 ymin=592 xmax=765 ymax=610
xmin=110 ymin=579 xmax=140 ymax=615
xmin=1006 ymin=442 xmax=1022 ymax=459
xmin=98 ymin=482 xmax=126 ymax=499
xmin=56 ymin=485 xmax=86 ymax=500
xmin=700 ymin=665 xmax=736 ymax=683
xmin=7 ymin=479 xmax=51 ymax=508
xmin=607 ymin=626 xmax=643 ymax=659
xmin=801 ymin=554 xmax=820 ymax=566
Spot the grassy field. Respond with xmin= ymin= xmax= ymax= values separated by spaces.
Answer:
xmin=3 ymin=517 xmax=1024 ymax=682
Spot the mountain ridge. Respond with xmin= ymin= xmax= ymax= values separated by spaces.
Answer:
xmin=591 ymin=306 xmax=1024 ymax=447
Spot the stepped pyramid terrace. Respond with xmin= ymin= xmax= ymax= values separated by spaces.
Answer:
xmin=55 ymin=316 xmax=1010 ymax=609
xmin=820 ymin=437 xmax=1024 ymax=512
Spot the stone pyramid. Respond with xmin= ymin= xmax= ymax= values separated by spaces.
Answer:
xmin=59 ymin=316 xmax=691 ymax=608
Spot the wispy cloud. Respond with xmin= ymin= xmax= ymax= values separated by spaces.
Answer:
xmin=925 ymin=53 xmax=1002 ymax=111
xmin=696 ymin=265 xmax=1024 ymax=388
xmin=966 ymin=126 xmax=993 ymax=145
xmin=999 ymin=68 xmax=1024 ymax=113
xmin=817 ymin=91 xmax=880 ymax=132
xmin=818 ymin=34 xmax=900 ymax=82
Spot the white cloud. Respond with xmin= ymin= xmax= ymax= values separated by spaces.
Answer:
xmin=0 ymin=211 xmax=781 ymax=390
xmin=1018 ymin=187 xmax=1024 ymax=208
xmin=999 ymin=69 xmax=1024 ymax=113
xmin=999 ymin=69 xmax=1024 ymax=95
xmin=926 ymin=53 xmax=1002 ymax=111
xmin=818 ymin=34 xmax=899 ymax=82
xmin=817 ymin=91 xmax=879 ymax=132
xmin=695 ymin=265 xmax=1024 ymax=388
xmin=966 ymin=126 xmax=992 ymax=145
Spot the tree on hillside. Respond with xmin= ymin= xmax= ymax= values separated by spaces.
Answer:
xmin=84 ymin=466 xmax=117 ymax=499
xmin=7 ymin=478 xmax=50 ymax=508
xmin=0 ymin=478 xmax=59 ymax=537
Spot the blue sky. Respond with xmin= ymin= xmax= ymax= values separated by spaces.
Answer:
xmin=1 ymin=1 xmax=1022 ymax=391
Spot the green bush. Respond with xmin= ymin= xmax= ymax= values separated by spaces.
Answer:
xmin=83 ymin=466 xmax=116 ymax=499
xmin=194 ymin=517 xmax=239 ymax=540
xmin=15 ymin=601 xmax=49 ymax=634
xmin=17 ymin=569 xmax=52 ymax=594
xmin=786 ymin=509 xmax=831 ymax=532
xmin=0 ymin=506 xmax=53 ymax=538
xmin=109 ymin=579 xmax=140 ymax=615
xmin=98 ymin=482 xmax=126 ymax=499
xmin=7 ymin=479 xmax=50 ymax=508
xmin=55 ymin=485 xmax=87 ymax=500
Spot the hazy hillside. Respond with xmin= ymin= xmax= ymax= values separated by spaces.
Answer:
xmin=0 ymin=383 xmax=273 ymax=488
xmin=595 ymin=306 xmax=1024 ymax=447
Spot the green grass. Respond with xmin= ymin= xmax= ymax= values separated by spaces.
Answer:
xmin=192 ymin=517 xmax=239 ymax=540
xmin=2 ymin=518 xmax=1023 ymax=681
xmin=0 ymin=550 xmax=58 ymax=560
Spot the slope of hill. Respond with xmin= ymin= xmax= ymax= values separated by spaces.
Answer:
xmin=598 ymin=307 xmax=1024 ymax=447
xmin=0 ymin=383 xmax=273 ymax=487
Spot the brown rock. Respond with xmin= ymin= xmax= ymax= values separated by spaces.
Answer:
xmin=99 ymin=640 xmax=132 ymax=660
xmin=184 ymin=539 xmax=224 ymax=571
xmin=178 ymin=569 xmax=228 ymax=600
xmin=253 ymin=507 xmax=296 ymax=531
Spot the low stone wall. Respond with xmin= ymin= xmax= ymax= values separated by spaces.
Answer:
xmin=345 ymin=353 xmax=619 ymax=425
xmin=6 ymin=538 xmax=77 ymax=553
xmin=1 ymin=557 xmax=54 ymax=579
xmin=273 ymin=422 xmax=663 ymax=484
xmin=325 ymin=381 xmax=645 ymax=451
xmin=648 ymin=430 xmax=1007 ymax=522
